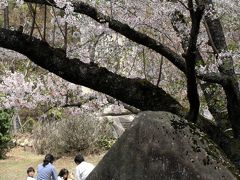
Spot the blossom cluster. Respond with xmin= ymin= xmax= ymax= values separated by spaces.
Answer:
xmin=0 ymin=70 xmax=85 ymax=109
xmin=219 ymin=50 xmax=240 ymax=60
xmin=204 ymin=4 xmax=218 ymax=20
xmin=0 ymin=0 xmax=8 ymax=9
xmin=54 ymin=0 xmax=78 ymax=27
xmin=16 ymin=0 xmax=24 ymax=6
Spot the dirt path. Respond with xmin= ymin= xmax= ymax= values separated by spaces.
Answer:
xmin=0 ymin=147 xmax=104 ymax=180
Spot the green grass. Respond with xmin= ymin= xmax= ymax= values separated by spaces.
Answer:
xmin=0 ymin=147 xmax=104 ymax=180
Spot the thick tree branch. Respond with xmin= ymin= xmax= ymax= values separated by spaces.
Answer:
xmin=0 ymin=28 xmax=185 ymax=116
xmin=197 ymin=73 xmax=225 ymax=84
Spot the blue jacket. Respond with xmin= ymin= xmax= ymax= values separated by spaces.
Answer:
xmin=37 ymin=163 xmax=58 ymax=180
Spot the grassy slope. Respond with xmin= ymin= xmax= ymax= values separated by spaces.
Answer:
xmin=0 ymin=147 xmax=104 ymax=180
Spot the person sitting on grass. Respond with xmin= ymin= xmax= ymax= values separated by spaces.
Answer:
xmin=74 ymin=154 xmax=95 ymax=180
xmin=58 ymin=168 xmax=74 ymax=180
xmin=27 ymin=167 xmax=36 ymax=180
xmin=37 ymin=154 xmax=58 ymax=180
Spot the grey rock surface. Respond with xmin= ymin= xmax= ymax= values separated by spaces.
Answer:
xmin=87 ymin=111 xmax=239 ymax=180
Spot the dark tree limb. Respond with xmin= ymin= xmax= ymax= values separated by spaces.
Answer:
xmin=27 ymin=3 xmax=43 ymax=39
xmin=170 ymin=7 xmax=239 ymax=166
xmin=0 ymin=28 xmax=185 ymax=116
xmin=29 ymin=3 xmax=37 ymax=38
xmin=171 ymin=9 xmax=225 ymax=85
xmin=3 ymin=6 xmax=9 ymax=29
xmin=171 ymin=7 xmax=231 ymax=133
xmin=201 ymin=0 xmax=240 ymax=139
xmin=156 ymin=55 xmax=164 ymax=87
xmin=43 ymin=4 xmax=47 ymax=41
xmin=184 ymin=1 xmax=204 ymax=122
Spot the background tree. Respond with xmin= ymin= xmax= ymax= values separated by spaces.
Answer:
xmin=0 ymin=109 xmax=14 ymax=159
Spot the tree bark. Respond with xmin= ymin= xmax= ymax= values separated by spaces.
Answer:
xmin=203 ymin=0 xmax=240 ymax=138
xmin=171 ymin=7 xmax=231 ymax=131
xmin=170 ymin=7 xmax=238 ymax=165
xmin=183 ymin=1 xmax=204 ymax=122
xmin=0 ymin=28 xmax=184 ymax=116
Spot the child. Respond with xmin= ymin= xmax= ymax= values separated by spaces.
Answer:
xmin=27 ymin=167 xmax=36 ymax=180
xmin=58 ymin=168 xmax=74 ymax=180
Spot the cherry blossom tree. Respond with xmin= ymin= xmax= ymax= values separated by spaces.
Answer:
xmin=0 ymin=0 xmax=240 ymax=166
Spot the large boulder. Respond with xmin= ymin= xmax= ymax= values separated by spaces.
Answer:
xmin=87 ymin=111 xmax=239 ymax=180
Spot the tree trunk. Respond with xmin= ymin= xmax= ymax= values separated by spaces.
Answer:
xmin=200 ymin=82 xmax=230 ymax=130
xmin=203 ymin=0 xmax=240 ymax=138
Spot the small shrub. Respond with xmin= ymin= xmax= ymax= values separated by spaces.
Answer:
xmin=97 ymin=136 xmax=116 ymax=150
xmin=0 ymin=109 xmax=14 ymax=159
xmin=33 ymin=114 xmax=115 ymax=157
xmin=22 ymin=117 xmax=36 ymax=133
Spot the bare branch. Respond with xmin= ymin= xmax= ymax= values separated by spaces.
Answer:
xmin=27 ymin=3 xmax=43 ymax=39
xmin=89 ymin=32 xmax=104 ymax=64
xmin=43 ymin=4 xmax=47 ymax=40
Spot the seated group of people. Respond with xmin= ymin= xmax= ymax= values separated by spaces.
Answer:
xmin=27 ymin=154 xmax=95 ymax=180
